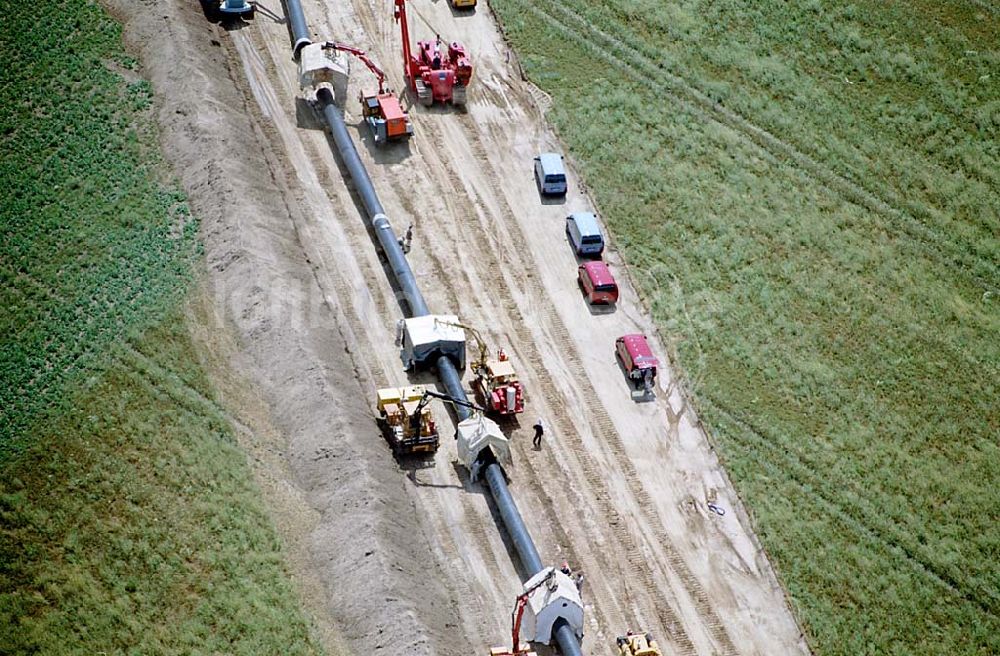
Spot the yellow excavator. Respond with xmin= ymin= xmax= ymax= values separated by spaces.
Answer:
xmin=616 ymin=631 xmax=663 ymax=656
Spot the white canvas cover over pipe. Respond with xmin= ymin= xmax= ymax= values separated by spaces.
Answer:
xmin=399 ymin=315 xmax=466 ymax=370
xmin=520 ymin=567 xmax=584 ymax=645
xmin=456 ymin=415 xmax=511 ymax=481
xmin=298 ymin=42 xmax=350 ymax=106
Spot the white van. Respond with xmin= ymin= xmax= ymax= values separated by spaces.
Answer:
xmin=534 ymin=152 xmax=568 ymax=196
xmin=565 ymin=212 xmax=605 ymax=256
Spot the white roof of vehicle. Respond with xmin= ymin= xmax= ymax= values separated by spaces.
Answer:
xmin=537 ymin=152 xmax=565 ymax=173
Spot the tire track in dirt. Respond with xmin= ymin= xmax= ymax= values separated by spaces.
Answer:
xmin=250 ymin=26 xmax=406 ymax=334
xmin=511 ymin=0 xmax=999 ymax=286
xmin=232 ymin=27 xmax=402 ymax=390
xmin=396 ymin=115 xmax=673 ymax=651
xmin=244 ymin=5 xmax=534 ymax=622
xmin=450 ymin=116 xmax=739 ymax=656
xmin=404 ymin=110 xmax=715 ymax=654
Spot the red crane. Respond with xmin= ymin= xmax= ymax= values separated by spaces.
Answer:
xmin=489 ymin=570 xmax=557 ymax=656
xmin=319 ymin=42 xmax=413 ymax=144
xmin=321 ymin=42 xmax=390 ymax=94
xmin=393 ymin=0 xmax=472 ymax=106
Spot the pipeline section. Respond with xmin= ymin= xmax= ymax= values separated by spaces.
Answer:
xmin=295 ymin=4 xmax=581 ymax=656
xmin=284 ymin=0 xmax=312 ymax=59
xmin=317 ymin=87 xmax=430 ymax=318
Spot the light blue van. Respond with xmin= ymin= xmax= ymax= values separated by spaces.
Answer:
xmin=565 ymin=212 xmax=605 ymax=256
xmin=534 ymin=152 xmax=568 ymax=196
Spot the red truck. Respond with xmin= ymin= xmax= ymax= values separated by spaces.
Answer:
xmin=615 ymin=334 xmax=658 ymax=393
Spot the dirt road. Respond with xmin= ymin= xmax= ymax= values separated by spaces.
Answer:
xmin=114 ymin=0 xmax=810 ymax=654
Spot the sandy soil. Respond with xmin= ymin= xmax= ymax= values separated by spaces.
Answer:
xmin=107 ymin=0 xmax=810 ymax=654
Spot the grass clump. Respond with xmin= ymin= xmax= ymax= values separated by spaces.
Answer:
xmin=489 ymin=0 xmax=999 ymax=654
xmin=1 ymin=2 xmax=327 ymax=653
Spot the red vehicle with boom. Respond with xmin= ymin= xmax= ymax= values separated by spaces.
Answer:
xmin=489 ymin=570 xmax=559 ymax=656
xmin=320 ymin=42 xmax=413 ymax=144
xmin=394 ymin=0 xmax=472 ymax=106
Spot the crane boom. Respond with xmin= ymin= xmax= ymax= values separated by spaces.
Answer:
xmin=415 ymin=389 xmax=486 ymax=416
xmin=493 ymin=569 xmax=557 ymax=656
xmin=393 ymin=0 xmax=413 ymax=86
xmin=434 ymin=318 xmax=489 ymax=367
xmin=320 ymin=41 xmax=388 ymax=94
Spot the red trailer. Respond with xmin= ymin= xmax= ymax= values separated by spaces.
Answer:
xmin=615 ymin=334 xmax=658 ymax=392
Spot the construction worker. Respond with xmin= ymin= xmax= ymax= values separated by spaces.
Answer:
xmin=497 ymin=347 xmax=508 ymax=361
xmin=399 ymin=224 xmax=413 ymax=253
xmin=432 ymin=34 xmax=442 ymax=70
xmin=560 ymin=561 xmax=571 ymax=577
xmin=532 ymin=418 xmax=544 ymax=448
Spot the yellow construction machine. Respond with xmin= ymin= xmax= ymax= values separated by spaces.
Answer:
xmin=375 ymin=385 xmax=486 ymax=456
xmin=616 ymin=631 xmax=663 ymax=656
xmin=434 ymin=319 xmax=525 ymax=416
xmin=376 ymin=385 xmax=439 ymax=456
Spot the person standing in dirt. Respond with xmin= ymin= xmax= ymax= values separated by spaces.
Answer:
xmin=532 ymin=418 xmax=544 ymax=449
xmin=399 ymin=224 xmax=413 ymax=253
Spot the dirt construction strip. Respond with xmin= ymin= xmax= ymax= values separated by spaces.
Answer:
xmin=107 ymin=0 xmax=811 ymax=654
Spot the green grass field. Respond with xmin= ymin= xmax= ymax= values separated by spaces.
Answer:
xmin=490 ymin=0 xmax=999 ymax=654
xmin=1 ymin=2 xmax=325 ymax=653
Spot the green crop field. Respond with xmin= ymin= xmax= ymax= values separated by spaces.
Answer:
xmin=0 ymin=2 xmax=324 ymax=653
xmin=489 ymin=0 xmax=999 ymax=654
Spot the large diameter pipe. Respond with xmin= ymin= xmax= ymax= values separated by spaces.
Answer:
xmin=284 ymin=0 xmax=312 ymax=59
xmin=317 ymin=87 xmax=429 ymax=317
xmin=485 ymin=462 xmax=542 ymax=573
xmin=554 ymin=621 xmax=583 ymax=656
xmin=485 ymin=464 xmax=582 ymax=656
xmin=436 ymin=355 xmax=471 ymax=421
xmin=304 ymin=17 xmax=582 ymax=656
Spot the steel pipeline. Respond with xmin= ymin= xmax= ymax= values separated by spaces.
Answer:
xmin=297 ymin=3 xmax=582 ymax=654
xmin=284 ymin=0 xmax=312 ymax=58
xmin=317 ymin=87 xmax=429 ymax=317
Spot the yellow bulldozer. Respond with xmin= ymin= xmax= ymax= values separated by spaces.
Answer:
xmin=617 ymin=631 xmax=663 ymax=656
